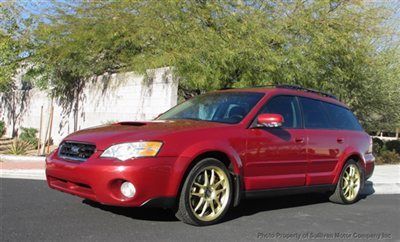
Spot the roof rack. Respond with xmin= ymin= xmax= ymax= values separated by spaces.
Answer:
xmin=275 ymin=85 xmax=337 ymax=99
xmin=219 ymin=84 xmax=337 ymax=100
xmin=219 ymin=85 xmax=276 ymax=90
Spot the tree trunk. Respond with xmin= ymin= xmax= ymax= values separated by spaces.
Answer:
xmin=73 ymin=83 xmax=83 ymax=132
xmin=73 ymin=94 xmax=79 ymax=132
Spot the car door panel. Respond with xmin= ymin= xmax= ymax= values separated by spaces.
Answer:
xmin=244 ymin=95 xmax=307 ymax=190
xmin=299 ymin=97 xmax=346 ymax=185
xmin=245 ymin=128 xmax=307 ymax=190
xmin=305 ymin=129 xmax=347 ymax=185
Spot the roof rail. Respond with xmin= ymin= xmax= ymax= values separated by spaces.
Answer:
xmin=275 ymin=85 xmax=337 ymax=99
xmin=219 ymin=85 xmax=276 ymax=90
xmin=218 ymin=84 xmax=337 ymax=99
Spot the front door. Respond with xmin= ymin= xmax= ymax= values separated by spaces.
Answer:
xmin=244 ymin=95 xmax=307 ymax=190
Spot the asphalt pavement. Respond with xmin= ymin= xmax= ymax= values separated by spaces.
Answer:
xmin=1 ymin=178 xmax=399 ymax=242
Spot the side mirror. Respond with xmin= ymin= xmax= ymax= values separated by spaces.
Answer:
xmin=256 ymin=114 xmax=284 ymax=128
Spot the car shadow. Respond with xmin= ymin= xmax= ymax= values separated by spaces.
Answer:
xmin=82 ymin=181 xmax=375 ymax=223
xmin=223 ymin=181 xmax=375 ymax=223
xmin=361 ymin=180 xmax=375 ymax=196
xmin=82 ymin=199 xmax=179 ymax=222
xmin=224 ymin=193 xmax=330 ymax=222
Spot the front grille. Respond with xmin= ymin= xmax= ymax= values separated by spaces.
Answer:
xmin=58 ymin=142 xmax=96 ymax=162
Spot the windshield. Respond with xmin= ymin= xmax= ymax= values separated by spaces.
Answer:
xmin=157 ymin=92 xmax=264 ymax=124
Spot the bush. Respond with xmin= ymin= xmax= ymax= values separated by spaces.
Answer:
xmin=0 ymin=120 xmax=5 ymax=136
xmin=376 ymin=150 xmax=400 ymax=165
xmin=19 ymin=127 xmax=39 ymax=148
xmin=7 ymin=139 xmax=32 ymax=155
xmin=372 ymin=137 xmax=384 ymax=155
xmin=385 ymin=140 xmax=400 ymax=154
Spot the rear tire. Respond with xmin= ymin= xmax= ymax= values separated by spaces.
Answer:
xmin=175 ymin=158 xmax=233 ymax=226
xmin=329 ymin=160 xmax=364 ymax=204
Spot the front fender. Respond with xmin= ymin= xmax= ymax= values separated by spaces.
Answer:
xmin=165 ymin=140 xmax=244 ymax=198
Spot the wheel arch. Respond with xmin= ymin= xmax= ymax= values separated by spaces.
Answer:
xmin=333 ymin=150 xmax=366 ymax=184
xmin=170 ymin=144 xmax=244 ymax=207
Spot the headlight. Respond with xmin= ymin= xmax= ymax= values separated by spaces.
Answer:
xmin=100 ymin=142 xmax=163 ymax=161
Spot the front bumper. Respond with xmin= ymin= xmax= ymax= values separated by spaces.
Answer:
xmin=46 ymin=151 xmax=178 ymax=207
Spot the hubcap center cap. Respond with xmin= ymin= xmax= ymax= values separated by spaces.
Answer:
xmin=205 ymin=188 xmax=214 ymax=198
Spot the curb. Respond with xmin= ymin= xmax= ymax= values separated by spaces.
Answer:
xmin=0 ymin=156 xmax=399 ymax=195
xmin=362 ymin=181 xmax=400 ymax=195
xmin=0 ymin=171 xmax=399 ymax=195
xmin=1 ymin=169 xmax=45 ymax=180
xmin=0 ymin=154 xmax=46 ymax=163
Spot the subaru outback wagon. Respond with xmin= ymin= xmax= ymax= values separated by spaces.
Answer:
xmin=46 ymin=85 xmax=375 ymax=226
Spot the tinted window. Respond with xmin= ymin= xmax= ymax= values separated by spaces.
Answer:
xmin=259 ymin=96 xmax=301 ymax=128
xmin=299 ymin=97 xmax=331 ymax=129
xmin=157 ymin=92 xmax=264 ymax=124
xmin=323 ymin=102 xmax=363 ymax=131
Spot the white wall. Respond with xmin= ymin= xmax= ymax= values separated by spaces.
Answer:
xmin=0 ymin=67 xmax=178 ymax=144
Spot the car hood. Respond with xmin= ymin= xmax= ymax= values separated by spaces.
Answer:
xmin=62 ymin=120 xmax=227 ymax=150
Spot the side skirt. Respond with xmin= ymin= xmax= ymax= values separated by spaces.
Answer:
xmin=244 ymin=184 xmax=336 ymax=199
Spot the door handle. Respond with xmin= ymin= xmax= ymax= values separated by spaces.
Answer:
xmin=295 ymin=137 xmax=305 ymax=143
xmin=337 ymin=138 xmax=345 ymax=144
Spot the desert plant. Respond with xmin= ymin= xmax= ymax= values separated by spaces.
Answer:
xmin=7 ymin=139 xmax=32 ymax=155
xmin=376 ymin=150 xmax=400 ymax=165
xmin=19 ymin=127 xmax=38 ymax=148
xmin=0 ymin=121 xmax=5 ymax=136
xmin=385 ymin=140 xmax=400 ymax=154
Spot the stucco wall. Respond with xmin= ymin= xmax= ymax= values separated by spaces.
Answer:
xmin=0 ymin=67 xmax=178 ymax=144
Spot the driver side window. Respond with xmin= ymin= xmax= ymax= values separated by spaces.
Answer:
xmin=259 ymin=96 xmax=302 ymax=129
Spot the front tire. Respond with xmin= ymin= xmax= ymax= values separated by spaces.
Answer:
xmin=175 ymin=158 xmax=233 ymax=226
xmin=329 ymin=160 xmax=364 ymax=204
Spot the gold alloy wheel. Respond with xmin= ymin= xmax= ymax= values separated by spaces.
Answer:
xmin=342 ymin=164 xmax=361 ymax=201
xmin=189 ymin=166 xmax=230 ymax=222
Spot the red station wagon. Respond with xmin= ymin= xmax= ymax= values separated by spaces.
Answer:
xmin=46 ymin=85 xmax=375 ymax=226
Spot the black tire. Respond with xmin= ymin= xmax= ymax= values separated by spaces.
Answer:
xmin=329 ymin=159 xmax=364 ymax=204
xmin=175 ymin=158 xmax=233 ymax=226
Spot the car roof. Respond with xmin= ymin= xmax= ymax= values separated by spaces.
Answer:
xmin=216 ymin=87 xmax=348 ymax=108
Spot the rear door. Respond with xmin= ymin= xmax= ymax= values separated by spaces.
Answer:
xmin=299 ymin=97 xmax=347 ymax=185
xmin=245 ymin=95 xmax=308 ymax=190
xmin=323 ymin=102 xmax=366 ymax=174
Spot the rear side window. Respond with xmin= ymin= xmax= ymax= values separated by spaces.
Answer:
xmin=323 ymin=102 xmax=363 ymax=131
xmin=299 ymin=97 xmax=331 ymax=129
xmin=259 ymin=96 xmax=301 ymax=128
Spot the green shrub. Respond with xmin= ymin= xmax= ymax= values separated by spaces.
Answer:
xmin=376 ymin=150 xmax=400 ymax=165
xmin=0 ymin=120 xmax=5 ymax=136
xmin=19 ymin=127 xmax=39 ymax=148
xmin=385 ymin=140 xmax=400 ymax=154
xmin=7 ymin=139 xmax=32 ymax=155
xmin=372 ymin=137 xmax=384 ymax=155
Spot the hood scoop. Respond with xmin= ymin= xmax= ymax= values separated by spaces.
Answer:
xmin=114 ymin=121 xmax=147 ymax=126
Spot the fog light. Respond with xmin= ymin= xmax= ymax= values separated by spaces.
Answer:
xmin=120 ymin=181 xmax=136 ymax=198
